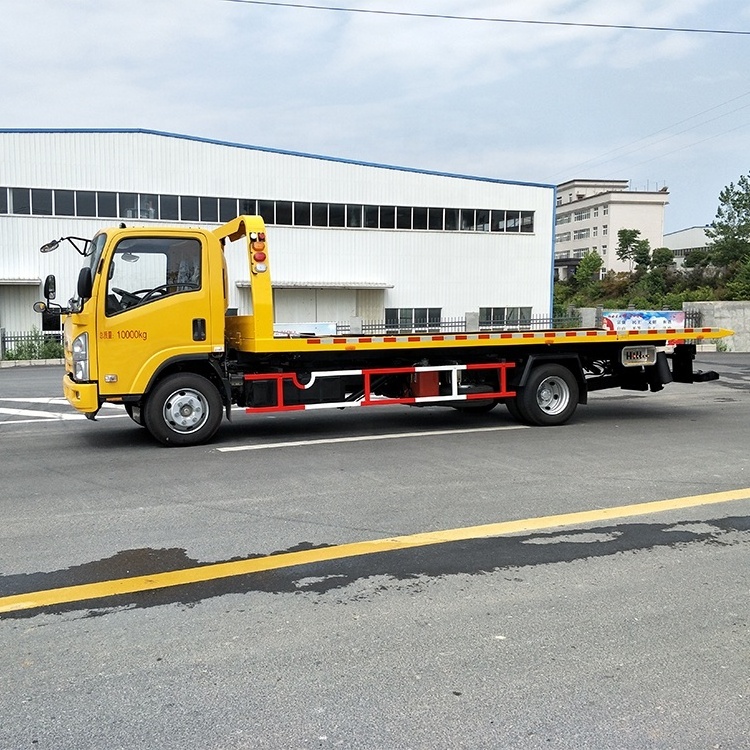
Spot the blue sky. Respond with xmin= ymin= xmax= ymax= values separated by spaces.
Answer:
xmin=3 ymin=0 xmax=749 ymax=232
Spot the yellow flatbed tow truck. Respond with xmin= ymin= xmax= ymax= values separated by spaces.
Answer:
xmin=34 ymin=216 xmax=733 ymax=446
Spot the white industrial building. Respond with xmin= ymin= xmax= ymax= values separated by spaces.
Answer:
xmin=554 ymin=178 xmax=670 ymax=279
xmin=0 ymin=129 xmax=555 ymax=335
xmin=662 ymin=226 xmax=711 ymax=267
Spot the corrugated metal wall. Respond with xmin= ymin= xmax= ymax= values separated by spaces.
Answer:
xmin=0 ymin=131 xmax=554 ymax=330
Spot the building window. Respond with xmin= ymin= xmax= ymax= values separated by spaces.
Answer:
xmin=200 ymin=197 xmax=218 ymax=223
xmin=505 ymin=211 xmax=521 ymax=232
xmin=555 ymin=232 xmax=571 ymax=243
xmin=364 ymin=205 xmax=378 ymax=228
xmin=396 ymin=206 xmax=412 ymax=229
xmin=140 ymin=194 xmax=158 ymax=219
xmin=460 ymin=209 xmax=475 ymax=231
xmin=54 ymin=190 xmax=75 ymax=216
xmin=603 ymin=205 xmax=609 ymax=215
xmin=97 ymin=192 xmax=117 ymax=218
xmin=413 ymin=206 xmax=428 ymax=230
xmin=294 ymin=202 xmax=311 ymax=226
xmin=346 ymin=204 xmax=363 ymax=228
xmin=220 ymin=197 xmax=239 ymax=222
xmin=10 ymin=188 xmax=30 ymax=214
xmin=573 ymin=208 xmax=591 ymax=221
xmin=118 ymin=192 xmax=137 ymax=219
xmin=602 ymin=225 xmax=608 ymax=236
xmin=160 ymin=195 xmax=179 ymax=221
xmin=3 ymin=183 xmax=536 ymax=237
xmin=428 ymin=207 xmax=443 ymax=230
xmin=31 ymin=189 xmax=53 ymax=215
xmin=180 ymin=196 xmax=199 ymax=222
xmin=380 ymin=206 xmax=395 ymax=229
xmin=573 ymin=228 xmax=590 ymax=240
xmin=312 ymin=203 xmax=328 ymax=227
xmin=490 ymin=210 xmax=505 ymax=232
xmin=593 ymin=207 xmax=599 ymax=218
xmin=445 ymin=208 xmax=459 ymax=231
xmin=386 ymin=307 xmax=441 ymax=331
xmin=275 ymin=200 xmax=293 ymax=225
xmin=76 ymin=190 xmax=96 ymax=217
xmin=329 ymin=203 xmax=345 ymax=228
xmin=479 ymin=307 xmax=532 ymax=327
xmin=257 ymin=199 xmax=275 ymax=224
xmin=592 ymin=226 xmax=598 ymax=237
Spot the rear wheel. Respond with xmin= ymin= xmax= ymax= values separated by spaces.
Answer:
xmin=504 ymin=397 xmax=524 ymax=423
xmin=143 ymin=373 xmax=223 ymax=446
xmin=516 ymin=364 xmax=579 ymax=426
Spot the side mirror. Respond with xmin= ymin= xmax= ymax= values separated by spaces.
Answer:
xmin=40 ymin=238 xmax=61 ymax=253
xmin=44 ymin=274 xmax=56 ymax=301
xmin=77 ymin=267 xmax=93 ymax=300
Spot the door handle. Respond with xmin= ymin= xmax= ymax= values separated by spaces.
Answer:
xmin=192 ymin=318 xmax=206 ymax=341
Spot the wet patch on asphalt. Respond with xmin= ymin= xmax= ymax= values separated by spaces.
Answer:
xmin=1 ymin=516 xmax=748 ymax=619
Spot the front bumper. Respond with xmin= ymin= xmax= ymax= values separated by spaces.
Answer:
xmin=63 ymin=372 xmax=99 ymax=414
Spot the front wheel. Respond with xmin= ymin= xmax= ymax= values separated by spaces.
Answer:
xmin=516 ymin=364 xmax=579 ymax=426
xmin=143 ymin=373 xmax=223 ymax=446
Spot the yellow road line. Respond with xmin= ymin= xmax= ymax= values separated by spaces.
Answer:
xmin=2 ymin=487 xmax=749 ymax=614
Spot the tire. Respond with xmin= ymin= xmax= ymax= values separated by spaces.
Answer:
xmin=504 ymin=397 xmax=525 ymax=423
xmin=516 ymin=364 xmax=579 ymax=426
xmin=124 ymin=403 xmax=145 ymax=427
xmin=143 ymin=373 xmax=223 ymax=446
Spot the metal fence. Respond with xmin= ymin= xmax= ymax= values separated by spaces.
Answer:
xmin=336 ymin=314 xmax=583 ymax=336
xmin=684 ymin=309 xmax=703 ymax=327
xmin=0 ymin=329 xmax=63 ymax=360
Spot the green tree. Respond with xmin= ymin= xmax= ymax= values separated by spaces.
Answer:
xmin=725 ymin=256 xmax=750 ymax=300
xmin=706 ymin=173 xmax=750 ymax=267
xmin=616 ymin=228 xmax=651 ymax=272
xmin=650 ymin=247 xmax=674 ymax=269
xmin=574 ymin=251 xmax=603 ymax=288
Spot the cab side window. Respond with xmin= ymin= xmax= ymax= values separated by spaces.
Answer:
xmin=105 ymin=237 xmax=202 ymax=315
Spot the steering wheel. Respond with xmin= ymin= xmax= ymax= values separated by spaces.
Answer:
xmin=140 ymin=283 xmax=199 ymax=303
xmin=111 ymin=287 xmax=142 ymax=306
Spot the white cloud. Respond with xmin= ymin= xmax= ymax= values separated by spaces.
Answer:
xmin=1 ymin=0 xmax=747 ymax=230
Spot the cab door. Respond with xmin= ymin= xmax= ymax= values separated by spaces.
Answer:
xmin=96 ymin=233 xmax=211 ymax=396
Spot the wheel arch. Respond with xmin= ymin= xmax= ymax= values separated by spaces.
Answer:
xmin=128 ymin=355 xmax=231 ymax=418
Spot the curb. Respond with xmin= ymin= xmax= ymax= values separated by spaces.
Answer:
xmin=0 ymin=359 xmax=64 ymax=369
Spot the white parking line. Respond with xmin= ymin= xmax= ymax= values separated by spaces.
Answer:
xmin=217 ymin=424 xmax=529 ymax=453
xmin=0 ymin=406 xmax=82 ymax=420
xmin=0 ymin=398 xmax=128 ymax=424
xmin=0 ymin=397 xmax=70 ymax=404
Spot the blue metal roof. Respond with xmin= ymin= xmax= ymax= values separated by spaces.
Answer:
xmin=0 ymin=128 xmax=555 ymax=190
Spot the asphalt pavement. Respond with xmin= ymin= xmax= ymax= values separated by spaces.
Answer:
xmin=1 ymin=355 xmax=748 ymax=749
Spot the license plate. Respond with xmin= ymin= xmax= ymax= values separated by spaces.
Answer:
xmin=621 ymin=345 xmax=656 ymax=367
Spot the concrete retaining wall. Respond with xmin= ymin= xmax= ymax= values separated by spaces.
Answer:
xmin=683 ymin=301 xmax=750 ymax=352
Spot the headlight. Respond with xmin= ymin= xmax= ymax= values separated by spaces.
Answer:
xmin=72 ymin=332 xmax=89 ymax=381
